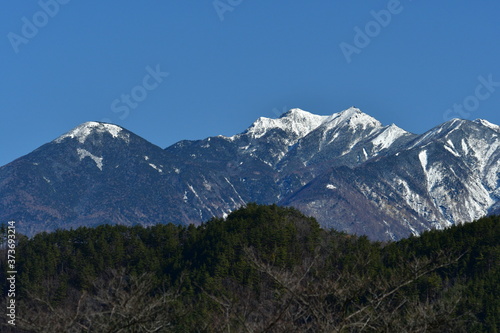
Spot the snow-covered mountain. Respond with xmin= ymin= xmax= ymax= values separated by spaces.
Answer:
xmin=279 ymin=114 xmax=500 ymax=239
xmin=1 ymin=108 xmax=498 ymax=240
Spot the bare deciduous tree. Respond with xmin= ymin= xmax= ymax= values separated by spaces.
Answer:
xmin=201 ymin=247 xmax=469 ymax=333
xmin=12 ymin=268 xmax=179 ymax=333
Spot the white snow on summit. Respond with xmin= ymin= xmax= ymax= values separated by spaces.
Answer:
xmin=239 ymin=107 xmax=386 ymax=147
xmin=55 ymin=122 xmax=129 ymax=144
xmin=320 ymin=107 xmax=382 ymax=132
xmin=244 ymin=108 xmax=328 ymax=140
xmin=371 ymin=124 xmax=409 ymax=151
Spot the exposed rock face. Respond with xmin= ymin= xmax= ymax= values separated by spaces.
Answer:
xmin=1 ymin=108 xmax=498 ymax=240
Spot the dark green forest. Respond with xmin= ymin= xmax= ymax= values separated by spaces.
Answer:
xmin=1 ymin=204 xmax=499 ymax=332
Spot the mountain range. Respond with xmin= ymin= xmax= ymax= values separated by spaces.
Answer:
xmin=1 ymin=107 xmax=499 ymax=240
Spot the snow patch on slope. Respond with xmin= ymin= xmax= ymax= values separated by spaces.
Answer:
xmin=444 ymin=138 xmax=461 ymax=157
xmin=395 ymin=178 xmax=428 ymax=218
xmin=149 ymin=163 xmax=163 ymax=173
xmin=372 ymin=124 xmax=408 ymax=151
xmin=224 ymin=177 xmax=245 ymax=205
xmin=408 ymin=119 xmax=463 ymax=150
xmin=418 ymin=150 xmax=428 ymax=171
xmin=461 ymin=139 xmax=469 ymax=155
xmin=474 ymin=119 xmax=500 ymax=132
xmin=77 ymin=148 xmax=103 ymax=170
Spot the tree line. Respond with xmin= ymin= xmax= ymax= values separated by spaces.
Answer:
xmin=1 ymin=203 xmax=498 ymax=332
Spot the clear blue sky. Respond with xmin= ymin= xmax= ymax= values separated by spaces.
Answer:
xmin=2 ymin=1 xmax=500 ymax=167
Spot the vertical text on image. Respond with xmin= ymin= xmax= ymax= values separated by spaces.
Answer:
xmin=5 ymin=221 xmax=17 ymax=326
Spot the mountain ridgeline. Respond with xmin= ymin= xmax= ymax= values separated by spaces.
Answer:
xmin=1 ymin=107 xmax=499 ymax=240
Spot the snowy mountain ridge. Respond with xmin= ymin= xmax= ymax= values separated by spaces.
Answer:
xmin=243 ymin=108 xmax=329 ymax=141
xmin=55 ymin=121 xmax=130 ymax=144
xmin=235 ymin=107 xmax=381 ymax=144
xmin=1 ymin=107 xmax=499 ymax=241
xmin=474 ymin=118 xmax=500 ymax=132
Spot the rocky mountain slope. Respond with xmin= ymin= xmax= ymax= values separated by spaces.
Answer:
xmin=1 ymin=107 xmax=498 ymax=240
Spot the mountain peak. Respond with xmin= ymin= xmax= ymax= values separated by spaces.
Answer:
xmin=335 ymin=106 xmax=377 ymax=122
xmin=241 ymin=107 xmax=385 ymax=144
xmin=321 ymin=107 xmax=382 ymax=131
xmin=279 ymin=108 xmax=318 ymax=119
xmin=244 ymin=108 xmax=328 ymax=140
xmin=341 ymin=106 xmax=361 ymax=114
xmin=54 ymin=121 xmax=129 ymax=144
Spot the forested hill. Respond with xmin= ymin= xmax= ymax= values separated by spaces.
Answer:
xmin=1 ymin=204 xmax=499 ymax=332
